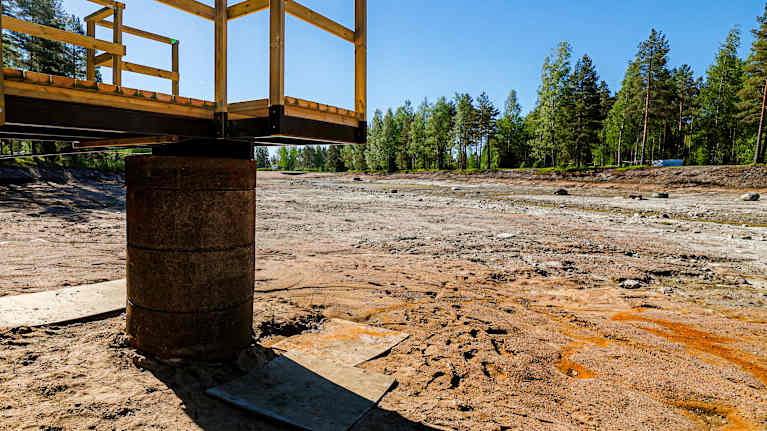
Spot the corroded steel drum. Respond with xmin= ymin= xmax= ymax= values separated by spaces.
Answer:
xmin=125 ymin=156 xmax=256 ymax=359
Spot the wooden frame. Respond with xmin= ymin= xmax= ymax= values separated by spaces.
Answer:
xmin=2 ymin=15 xmax=125 ymax=55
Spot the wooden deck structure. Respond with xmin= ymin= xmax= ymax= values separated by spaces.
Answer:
xmin=0 ymin=0 xmax=367 ymax=151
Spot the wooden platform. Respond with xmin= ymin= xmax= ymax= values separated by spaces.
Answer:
xmin=0 ymin=68 xmax=365 ymax=147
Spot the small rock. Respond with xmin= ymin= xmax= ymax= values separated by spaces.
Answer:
xmin=660 ymin=287 xmax=674 ymax=295
xmin=661 ymin=214 xmax=670 ymax=219
xmin=628 ymin=194 xmax=644 ymax=200
xmin=620 ymin=279 xmax=642 ymax=289
xmin=452 ymin=187 xmax=462 ymax=191
xmin=390 ymin=189 xmax=398 ymax=194
xmin=496 ymin=233 xmax=515 ymax=239
xmin=652 ymin=192 xmax=669 ymax=199
xmin=353 ymin=177 xmax=362 ymax=182
xmin=740 ymin=192 xmax=760 ymax=202
xmin=742 ymin=236 xmax=753 ymax=241
xmin=554 ymin=189 xmax=569 ymax=196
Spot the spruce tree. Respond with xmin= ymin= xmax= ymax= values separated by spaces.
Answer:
xmin=476 ymin=92 xmax=499 ymax=169
xmin=568 ymin=54 xmax=601 ymax=167
xmin=738 ymin=3 xmax=767 ymax=163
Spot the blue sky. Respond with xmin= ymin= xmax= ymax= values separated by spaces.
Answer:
xmin=63 ymin=0 xmax=765 ymax=118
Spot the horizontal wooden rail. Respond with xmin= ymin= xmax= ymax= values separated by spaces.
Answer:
xmin=93 ymin=52 xmax=111 ymax=65
xmin=75 ymin=135 xmax=179 ymax=149
xmin=227 ymin=0 xmax=268 ymax=20
xmin=97 ymin=20 xmax=176 ymax=44
xmin=87 ymin=0 xmax=125 ymax=9
xmin=285 ymin=0 xmax=354 ymax=43
xmin=3 ymin=15 xmax=125 ymax=55
xmin=96 ymin=60 xmax=179 ymax=81
xmin=228 ymin=99 xmax=268 ymax=116
xmin=84 ymin=6 xmax=114 ymax=22
xmin=153 ymin=0 xmax=215 ymax=20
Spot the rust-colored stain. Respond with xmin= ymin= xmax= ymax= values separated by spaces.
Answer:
xmin=556 ymin=342 xmax=596 ymax=379
xmin=612 ymin=310 xmax=767 ymax=387
xmin=669 ymin=400 xmax=756 ymax=431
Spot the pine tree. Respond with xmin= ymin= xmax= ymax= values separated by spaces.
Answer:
xmin=495 ymin=90 xmax=527 ymax=168
xmin=255 ymin=146 xmax=271 ymax=168
xmin=567 ymin=54 xmax=602 ymax=167
xmin=326 ymin=145 xmax=345 ymax=172
xmin=426 ymin=97 xmax=454 ymax=170
xmin=739 ymin=3 xmax=767 ymax=163
xmin=476 ymin=92 xmax=499 ymax=169
xmin=535 ymin=42 xmax=572 ymax=166
xmin=452 ymin=93 xmax=477 ymax=170
xmin=635 ymin=29 xmax=672 ymax=164
xmin=409 ymin=99 xmax=429 ymax=169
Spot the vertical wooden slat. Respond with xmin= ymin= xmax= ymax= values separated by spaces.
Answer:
xmin=0 ymin=0 xmax=5 ymax=126
xmin=354 ymin=0 xmax=366 ymax=120
xmin=86 ymin=20 xmax=95 ymax=81
xmin=172 ymin=41 xmax=179 ymax=96
xmin=269 ymin=0 xmax=285 ymax=106
xmin=112 ymin=6 xmax=122 ymax=86
xmin=214 ymin=0 xmax=227 ymax=111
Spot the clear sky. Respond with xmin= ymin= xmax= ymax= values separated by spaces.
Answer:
xmin=62 ymin=0 xmax=765 ymax=118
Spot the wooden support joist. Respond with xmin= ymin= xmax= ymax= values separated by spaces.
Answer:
xmin=86 ymin=21 xmax=96 ymax=80
xmin=228 ymin=99 xmax=268 ymax=116
xmin=227 ymin=0 xmax=268 ymax=20
xmin=84 ymin=6 xmax=114 ymax=22
xmin=75 ymin=135 xmax=179 ymax=149
xmin=97 ymin=21 xmax=175 ymax=45
xmin=112 ymin=6 xmax=123 ymax=86
xmin=172 ymin=42 xmax=179 ymax=95
xmin=269 ymin=0 xmax=285 ymax=106
xmin=2 ymin=15 xmax=125 ymax=55
xmin=153 ymin=0 xmax=214 ymax=21
xmin=87 ymin=0 xmax=125 ymax=9
xmin=285 ymin=0 xmax=354 ymax=43
xmin=97 ymin=60 xmax=179 ymax=81
xmin=94 ymin=52 xmax=111 ymax=66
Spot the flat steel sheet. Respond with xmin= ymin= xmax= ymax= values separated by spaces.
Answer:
xmin=206 ymin=350 xmax=395 ymax=431
xmin=0 ymin=279 xmax=126 ymax=328
xmin=271 ymin=318 xmax=409 ymax=366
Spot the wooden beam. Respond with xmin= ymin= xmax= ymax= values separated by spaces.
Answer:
xmin=215 ymin=0 xmax=227 ymax=112
xmin=97 ymin=20 xmax=175 ymax=45
xmin=172 ymin=42 xmax=179 ymax=95
xmin=86 ymin=0 xmax=125 ymax=9
xmin=84 ymin=6 xmax=113 ymax=22
xmin=153 ymin=0 xmax=215 ymax=20
xmin=269 ymin=0 xmax=284 ymax=106
xmin=86 ymin=21 xmax=95 ymax=80
xmin=98 ymin=61 xmax=179 ymax=80
xmin=227 ymin=0 xmax=268 ymax=20
xmin=1 ymin=0 xmax=5 ymax=126
xmin=94 ymin=52 xmax=111 ymax=66
xmin=75 ymin=135 xmax=179 ymax=149
xmin=285 ymin=0 xmax=354 ymax=43
xmin=4 ymin=80 xmax=214 ymax=119
xmin=228 ymin=99 xmax=268 ymax=116
xmin=285 ymin=105 xmax=358 ymax=127
xmin=354 ymin=0 xmax=366 ymax=120
xmin=2 ymin=15 xmax=125 ymax=55
xmin=111 ymin=7 xmax=122 ymax=86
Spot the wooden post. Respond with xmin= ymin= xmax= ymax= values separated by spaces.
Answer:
xmin=172 ymin=41 xmax=179 ymax=96
xmin=354 ymin=0 xmax=366 ymax=120
xmin=112 ymin=6 xmax=123 ymax=86
xmin=269 ymin=0 xmax=284 ymax=106
xmin=86 ymin=20 xmax=95 ymax=81
xmin=215 ymin=0 xmax=227 ymax=112
xmin=0 ymin=0 xmax=5 ymax=126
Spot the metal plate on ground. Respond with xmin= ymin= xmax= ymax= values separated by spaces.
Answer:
xmin=0 ymin=280 xmax=126 ymax=328
xmin=271 ymin=319 xmax=409 ymax=366
xmin=207 ymin=350 xmax=395 ymax=431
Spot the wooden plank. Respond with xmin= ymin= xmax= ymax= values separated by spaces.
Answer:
xmin=86 ymin=21 xmax=95 ymax=80
xmin=84 ymin=6 xmax=113 ymax=22
xmin=285 ymin=104 xmax=358 ymax=127
xmin=172 ymin=42 xmax=179 ymax=95
xmin=75 ymin=135 xmax=179 ymax=148
xmin=215 ymin=0 xmax=227 ymax=112
xmin=228 ymin=99 xmax=268 ymax=116
xmin=111 ymin=7 xmax=122 ymax=86
xmin=153 ymin=0 xmax=214 ymax=20
xmin=4 ymin=80 xmax=213 ymax=119
xmin=269 ymin=0 xmax=284 ymax=106
xmin=207 ymin=350 xmax=395 ymax=431
xmin=285 ymin=0 xmax=354 ymax=43
xmin=0 ymin=0 xmax=5 ymax=126
xmin=93 ymin=52 xmax=112 ymax=66
xmin=227 ymin=0 xmax=268 ymax=20
xmin=97 ymin=20 xmax=175 ymax=45
xmin=87 ymin=0 xmax=125 ymax=9
xmin=98 ymin=61 xmax=179 ymax=80
xmin=354 ymin=0 xmax=366 ymax=120
xmin=2 ymin=15 xmax=125 ymax=55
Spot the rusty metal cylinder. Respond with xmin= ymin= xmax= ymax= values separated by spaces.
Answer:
xmin=125 ymin=156 xmax=256 ymax=360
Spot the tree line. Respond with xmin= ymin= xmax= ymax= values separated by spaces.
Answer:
xmin=269 ymin=3 xmax=767 ymax=172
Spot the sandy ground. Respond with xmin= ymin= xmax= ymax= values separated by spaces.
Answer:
xmin=1 ymin=167 xmax=766 ymax=430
